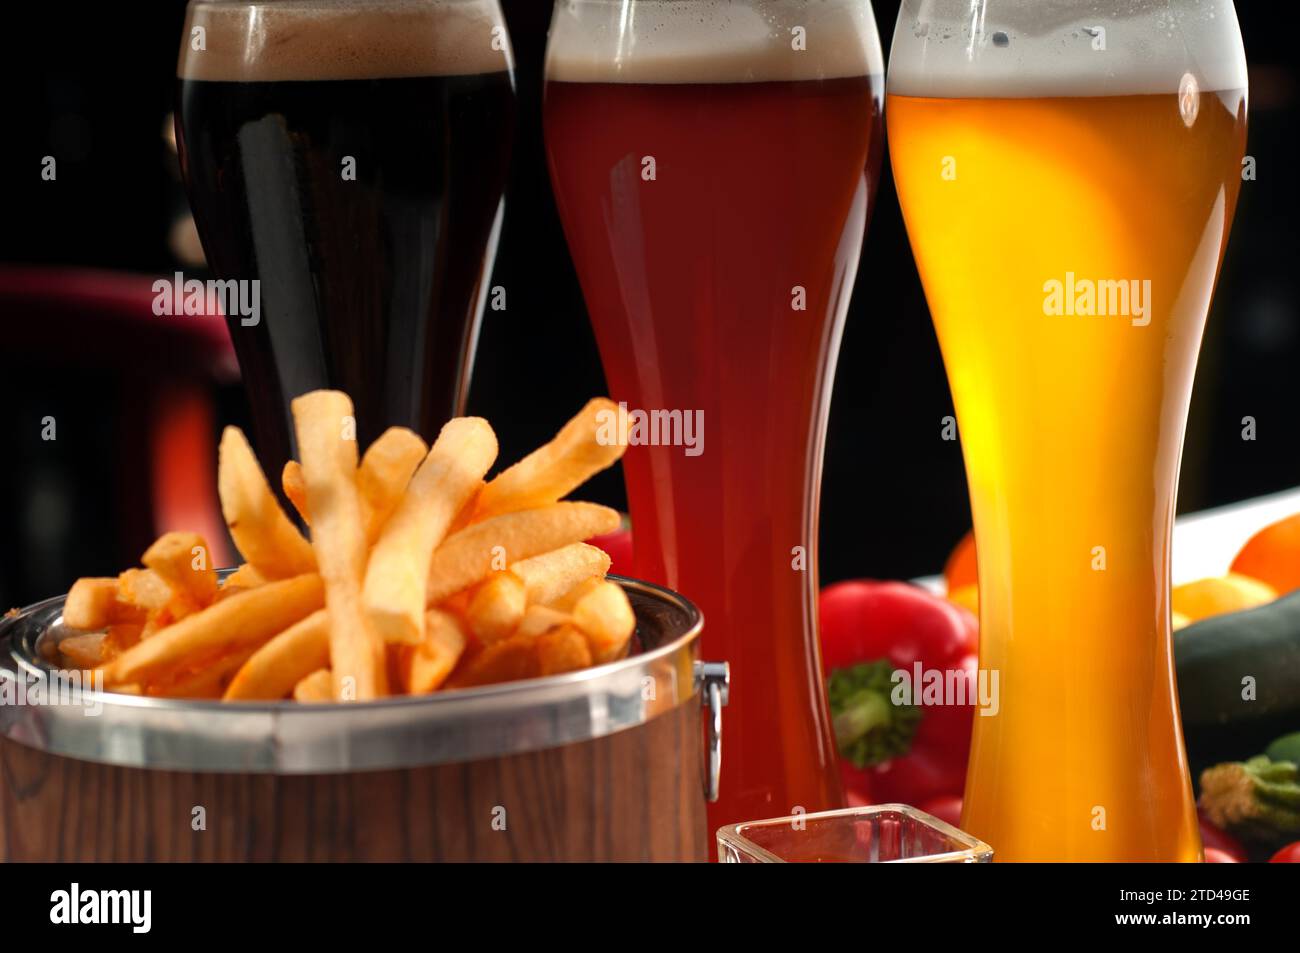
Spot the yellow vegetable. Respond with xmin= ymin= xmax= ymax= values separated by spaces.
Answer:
xmin=1171 ymin=574 xmax=1277 ymax=624
xmin=947 ymin=582 xmax=979 ymax=618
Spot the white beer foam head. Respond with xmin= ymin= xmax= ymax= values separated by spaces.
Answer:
xmin=178 ymin=0 xmax=513 ymax=81
xmin=545 ymin=0 xmax=883 ymax=84
xmin=887 ymin=0 xmax=1246 ymax=98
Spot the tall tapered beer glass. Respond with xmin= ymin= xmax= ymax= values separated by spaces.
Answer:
xmin=545 ymin=0 xmax=884 ymax=829
xmin=177 ymin=0 xmax=516 ymax=467
xmin=888 ymin=0 xmax=1247 ymax=860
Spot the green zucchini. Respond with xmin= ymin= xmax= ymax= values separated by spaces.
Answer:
xmin=1175 ymin=590 xmax=1300 ymax=775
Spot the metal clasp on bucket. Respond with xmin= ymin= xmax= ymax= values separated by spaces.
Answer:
xmin=694 ymin=661 xmax=730 ymax=803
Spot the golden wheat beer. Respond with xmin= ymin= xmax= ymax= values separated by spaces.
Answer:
xmin=888 ymin=0 xmax=1248 ymax=861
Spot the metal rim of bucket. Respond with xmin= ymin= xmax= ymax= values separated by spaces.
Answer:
xmin=0 ymin=574 xmax=704 ymax=774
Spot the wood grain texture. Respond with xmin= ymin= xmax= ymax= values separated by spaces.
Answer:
xmin=0 ymin=700 xmax=707 ymax=862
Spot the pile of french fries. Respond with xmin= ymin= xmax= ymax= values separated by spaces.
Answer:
xmin=58 ymin=391 xmax=634 ymax=703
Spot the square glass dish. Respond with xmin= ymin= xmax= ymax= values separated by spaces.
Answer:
xmin=717 ymin=804 xmax=993 ymax=863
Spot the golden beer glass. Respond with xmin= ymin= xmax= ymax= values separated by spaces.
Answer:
xmin=887 ymin=0 xmax=1248 ymax=860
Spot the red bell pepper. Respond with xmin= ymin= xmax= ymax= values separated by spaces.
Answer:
xmin=1270 ymin=841 xmax=1300 ymax=863
xmin=820 ymin=580 xmax=979 ymax=806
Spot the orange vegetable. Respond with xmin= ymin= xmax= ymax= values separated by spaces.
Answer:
xmin=944 ymin=530 xmax=977 ymax=593
xmin=1231 ymin=512 xmax=1300 ymax=595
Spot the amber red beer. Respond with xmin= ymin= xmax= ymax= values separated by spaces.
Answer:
xmin=545 ymin=0 xmax=884 ymax=829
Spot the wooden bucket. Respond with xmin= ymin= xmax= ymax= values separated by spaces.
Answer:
xmin=0 ymin=578 xmax=724 ymax=862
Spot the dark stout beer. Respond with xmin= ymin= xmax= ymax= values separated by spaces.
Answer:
xmin=176 ymin=0 xmax=515 ymax=464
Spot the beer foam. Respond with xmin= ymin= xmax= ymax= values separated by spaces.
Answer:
xmin=887 ymin=0 xmax=1246 ymax=98
xmin=545 ymin=0 xmax=883 ymax=84
xmin=178 ymin=0 xmax=513 ymax=81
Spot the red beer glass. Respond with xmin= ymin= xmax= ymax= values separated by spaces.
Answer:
xmin=544 ymin=0 xmax=884 ymax=828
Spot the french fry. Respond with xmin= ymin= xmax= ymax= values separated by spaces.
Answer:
xmin=224 ymin=563 xmax=267 ymax=589
xmin=537 ymin=624 xmax=594 ymax=676
xmin=59 ymin=633 xmax=109 ymax=669
xmin=293 ymin=668 xmax=333 ymax=703
xmin=293 ymin=431 xmax=428 ymax=540
xmin=441 ymin=589 xmax=473 ymax=617
xmin=292 ymin=391 xmax=386 ymax=701
xmin=572 ymin=580 xmax=636 ymax=663
xmin=101 ymin=573 xmax=324 ymax=688
xmin=150 ymin=646 xmax=258 ymax=699
xmin=446 ymin=481 xmax=486 ymax=535
xmin=131 ymin=576 xmax=205 ymax=636
xmin=364 ymin=417 xmax=497 ymax=644
xmin=514 ymin=604 xmax=571 ymax=639
xmin=464 ymin=571 xmax=526 ymax=643
xmin=511 ymin=543 xmax=610 ymax=607
xmin=400 ymin=609 xmax=467 ymax=693
xmin=282 ymin=460 xmax=310 ymax=525
xmin=106 ymin=623 xmax=144 ymax=656
xmin=143 ymin=531 xmax=218 ymax=607
xmin=117 ymin=568 xmax=174 ymax=613
xmin=446 ymin=632 xmax=540 ymax=688
xmin=62 ymin=390 xmax=643 ymax=702
xmin=472 ymin=398 xmax=627 ymax=521
xmin=139 ymin=613 xmax=168 ymax=640
xmin=426 ymin=503 xmax=621 ymax=605
xmin=63 ymin=577 xmax=145 ymax=629
xmin=547 ymin=576 xmax=604 ymax=613
xmin=358 ymin=426 xmax=427 ymax=541
xmin=223 ymin=609 xmax=329 ymax=701
xmin=212 ymin=585 xmax=247 ymax=605
xmin=219 ymin=426 xmax=317 ymax=579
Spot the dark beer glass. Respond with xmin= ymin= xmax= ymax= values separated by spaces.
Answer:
xmin=176 ymin=0 xmax=515 ymax=464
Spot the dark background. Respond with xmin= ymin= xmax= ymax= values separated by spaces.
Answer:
xmin=1 ymin=1 xmax=1296 ymax=607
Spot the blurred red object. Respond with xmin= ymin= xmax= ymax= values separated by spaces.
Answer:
xmin=0 ymin=266 xmax=238 ymax=591
xmin=587 ymin=523 xmax=632 ymax=578
xmin=0 ymin=266 xmax=236 ymax=377
xmin=918 ymin=794 xmax=964 ymax=829
xmin=1204 ymin=847 xmax=1240 ymax=863
xmin=1197 ymin=809 xmax=1247 ymax=862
